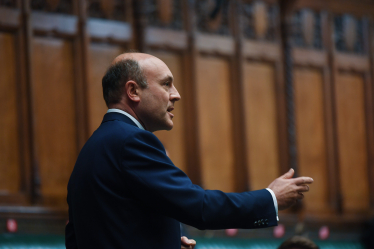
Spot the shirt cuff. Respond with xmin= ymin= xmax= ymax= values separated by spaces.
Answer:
xmin=266 ymin=188 xmax=279 ymax=221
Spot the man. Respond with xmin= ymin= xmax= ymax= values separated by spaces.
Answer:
xmin=66 ymin=52 xmax=313 ymax=249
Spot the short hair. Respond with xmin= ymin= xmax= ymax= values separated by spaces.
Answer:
xmin=102 ymin=59 xmax=147 ymax=107
xmin=278 ymin=236 xmax=319 ymax=249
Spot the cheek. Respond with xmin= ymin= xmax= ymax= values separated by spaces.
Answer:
xmin=141 ymin=89 xmax=169 ymax=114
xmin=146 ymin=95 xmax=167 ymax=114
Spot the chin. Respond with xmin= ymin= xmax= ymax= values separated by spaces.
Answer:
xmin=164 ymin=124 xmax=173 ymax=131
xmin=151 ymin=122 xmax=173 ymax=132
xmin=164 ymin=121 xmax=174 ymax=131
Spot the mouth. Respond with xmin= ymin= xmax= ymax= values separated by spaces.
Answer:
xmin=167 ymin=106 xmax=174 ymax=118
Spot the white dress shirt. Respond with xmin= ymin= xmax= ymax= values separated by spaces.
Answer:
xmin=107 ymin=108 xmax=144 ymax=130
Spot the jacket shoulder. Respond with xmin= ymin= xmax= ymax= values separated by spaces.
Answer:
xmin=93 ymin=119 xmax=165 ymax=150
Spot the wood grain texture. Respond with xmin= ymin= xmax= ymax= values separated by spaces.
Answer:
xmin=196 ymin=56 xmax=234 ymax=192
xmin=153 ymin=51 xmax=187 ymax=173
xmin=243 ymin=62 xmax=279 ymax=190
xmin=335 ymin=72 xmax=370 ymax=212
xmin=145 ymin=28 xmax=188 ymax=50
xmin=334 ymin=53 xmax=369 ymax=72
xmin=292 ymin=48 xmax=327 ymax=67
xmin=242 ymin=41 xmax=281 ymax=61
xmin=0 ymin=33 xmax=21 ymax=194
xmin=32 ymin=37 xmax=77 ymax=198
xmin=294 ymin=67 xmax=329 ymax=213
xmin=196 ymin=34 xmax=235 ymax=56
xmin=87 ymin=43 xmax=123 ymax=134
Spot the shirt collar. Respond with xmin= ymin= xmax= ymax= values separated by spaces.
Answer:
xmin=107 ymin=109 xmax=145 ymax=130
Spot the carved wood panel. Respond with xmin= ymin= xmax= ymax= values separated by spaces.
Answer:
xmin=243 ymin=61 xmax=280 ymax=190
xmin=334 ymin=15 xmax=366 ymax=54
xmin=242 ymin=0 xmax=279 ymax=42
xmin=335 ymin=72 xmax=370 ymax=212
xmin=144 ymin=0 xmax=183 ymax=30
xmin=196 ymin=0 xmax=231 ymax=36
xmin=196 ymin=56 xmax=234 ymax=192
xmin=294 ymin=67 xmax=329 ymax=213
xmin=32 ymin=37 xmax=77 ymax=204
xmin=0 ymin=33 xmax=21 ymax=195
xmin=291 ymin=9 xmax=323 ymax=49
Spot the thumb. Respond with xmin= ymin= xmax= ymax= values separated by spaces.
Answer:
xmin=181 ymin=236 xmax=188 ymax=245
xmin=281 ymin=168 xmax=294 ymax=179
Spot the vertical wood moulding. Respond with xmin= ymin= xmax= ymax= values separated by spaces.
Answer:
xmin=11 ymin=0 xmax=29 ymax=199
xmin=366 ymin=18 xmax=374 ymax=209
xmin=322 ymin=62 xmax=340 ymax=213
xmin=125 ymin=0 xmax=134 ymax=48
xmin=327 ymin=12 xmax=343 ymax=213
xmin=182 ymin=0 xmax=202 ymax=185
xmin=21 ymin=0 xmax=41 ymax=203
xmin=16 ymin=18 xmax=30 ymax=197
xmin=74 ymin=0 xmax=90 ymax=149
xmin=132 ymin=0 xmax=146 ymax=51
xmin=230 ymin=0 xmax=248 ymax=192
xmin=274 ymin=59 xmax=289 ymax=175
xmin=280 ymin=0 xmax=298 ymax=178
xmin=364 ymin=70 xmax=374 ymax=209
xmin=274 ymin=2 xmax=288 ymax=177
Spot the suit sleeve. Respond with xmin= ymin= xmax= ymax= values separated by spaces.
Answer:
xmin=121 ymin=131 xmax=277 ymax=230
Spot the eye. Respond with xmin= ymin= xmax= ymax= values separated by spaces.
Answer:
xmin=164 ymin=82 xmax=170 ymax=87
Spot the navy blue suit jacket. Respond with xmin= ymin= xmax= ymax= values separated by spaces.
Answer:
xmin=66 ymin=112 xmax=277 ymax=249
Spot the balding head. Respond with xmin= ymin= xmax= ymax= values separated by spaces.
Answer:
xmin=102 ymin=52 xmax=149 ymax=107
xmin=111 ymin=52 xmax=156 ymax=66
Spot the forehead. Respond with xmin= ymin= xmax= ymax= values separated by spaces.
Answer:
xmin=140 ymin=57 xmax=173 ymax=82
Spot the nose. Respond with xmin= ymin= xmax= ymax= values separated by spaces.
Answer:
xmin=170 ymin=85 xmax=181 ymax=102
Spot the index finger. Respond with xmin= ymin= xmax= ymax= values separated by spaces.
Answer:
xmin=293 ymin=177 xmax=313 ymax=185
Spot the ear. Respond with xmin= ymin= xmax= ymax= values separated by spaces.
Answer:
xmin=125 ymin=80 xmax=141 ymax=102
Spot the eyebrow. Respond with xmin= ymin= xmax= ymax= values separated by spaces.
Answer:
xmin=162 ymin=76 xmax=173 ymax=83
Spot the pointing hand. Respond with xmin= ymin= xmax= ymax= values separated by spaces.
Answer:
xmin=267 ymin=168 xmax=313 ymax=210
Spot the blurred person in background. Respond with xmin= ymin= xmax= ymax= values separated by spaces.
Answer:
xmin=278 ymin=236 xmax=319 ymax=249
xmin=66 ymin=52 xmax=314 ymax=249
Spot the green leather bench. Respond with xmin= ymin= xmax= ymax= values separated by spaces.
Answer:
xmin=195 ymin=238 xmax=364 ymax=249
xmin=0 ymin=234 xmax=364 ymax=249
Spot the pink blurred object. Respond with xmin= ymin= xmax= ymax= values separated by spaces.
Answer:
xmin=273 ymin=224 xmax=285 ymax=238
xmin=319 ymin=225 xmax=330 ymax=240
xmin=6 ymin=219 xmax=17 ymax=233
xmin=225 ymin=228 xmax=238 ymax=237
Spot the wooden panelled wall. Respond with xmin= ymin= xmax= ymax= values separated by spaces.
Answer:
xmin=0 ymin=0 xmax=374 ymax=229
